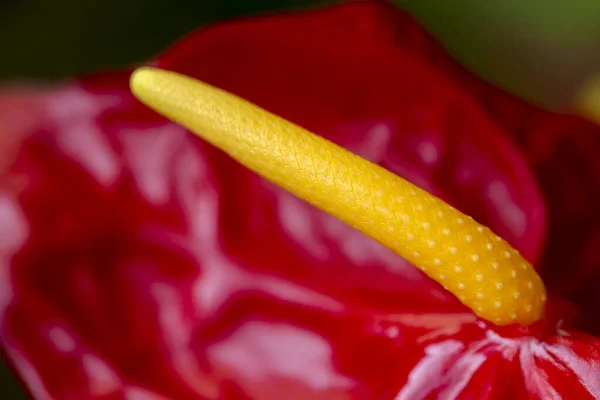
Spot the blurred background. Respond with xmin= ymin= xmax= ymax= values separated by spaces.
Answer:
xmin=2 ymin=0 xmax=600 ymax=108
xmin=1 ymin=0 xmax=599 ymax=397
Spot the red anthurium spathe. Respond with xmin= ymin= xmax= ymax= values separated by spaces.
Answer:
xmin=1 ymin=1 xmax=600 ymax=399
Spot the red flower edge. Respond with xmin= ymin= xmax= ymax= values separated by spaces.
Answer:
xmin=1 ymin=1 xmax=599 ymax=399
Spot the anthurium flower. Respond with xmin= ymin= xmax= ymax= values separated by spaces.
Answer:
xmin=1 ymin=1 xmax=599 ymax=399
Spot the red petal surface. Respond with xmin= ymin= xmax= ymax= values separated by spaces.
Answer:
xmin=1 ymin=1 xmax=599 ymax=399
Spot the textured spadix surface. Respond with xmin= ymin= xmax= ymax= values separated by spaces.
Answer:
xmin=131 ymin=67 xmax=546 ymax=325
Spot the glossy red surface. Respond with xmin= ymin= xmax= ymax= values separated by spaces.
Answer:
xmin=1 ymin=1 xmax=599 ymax=398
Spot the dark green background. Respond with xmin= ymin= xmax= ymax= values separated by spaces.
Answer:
xmin=1 ymin=0 xmax=599 ymax=397
xmin=2 ymin=0 xmax=600 ymax=107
